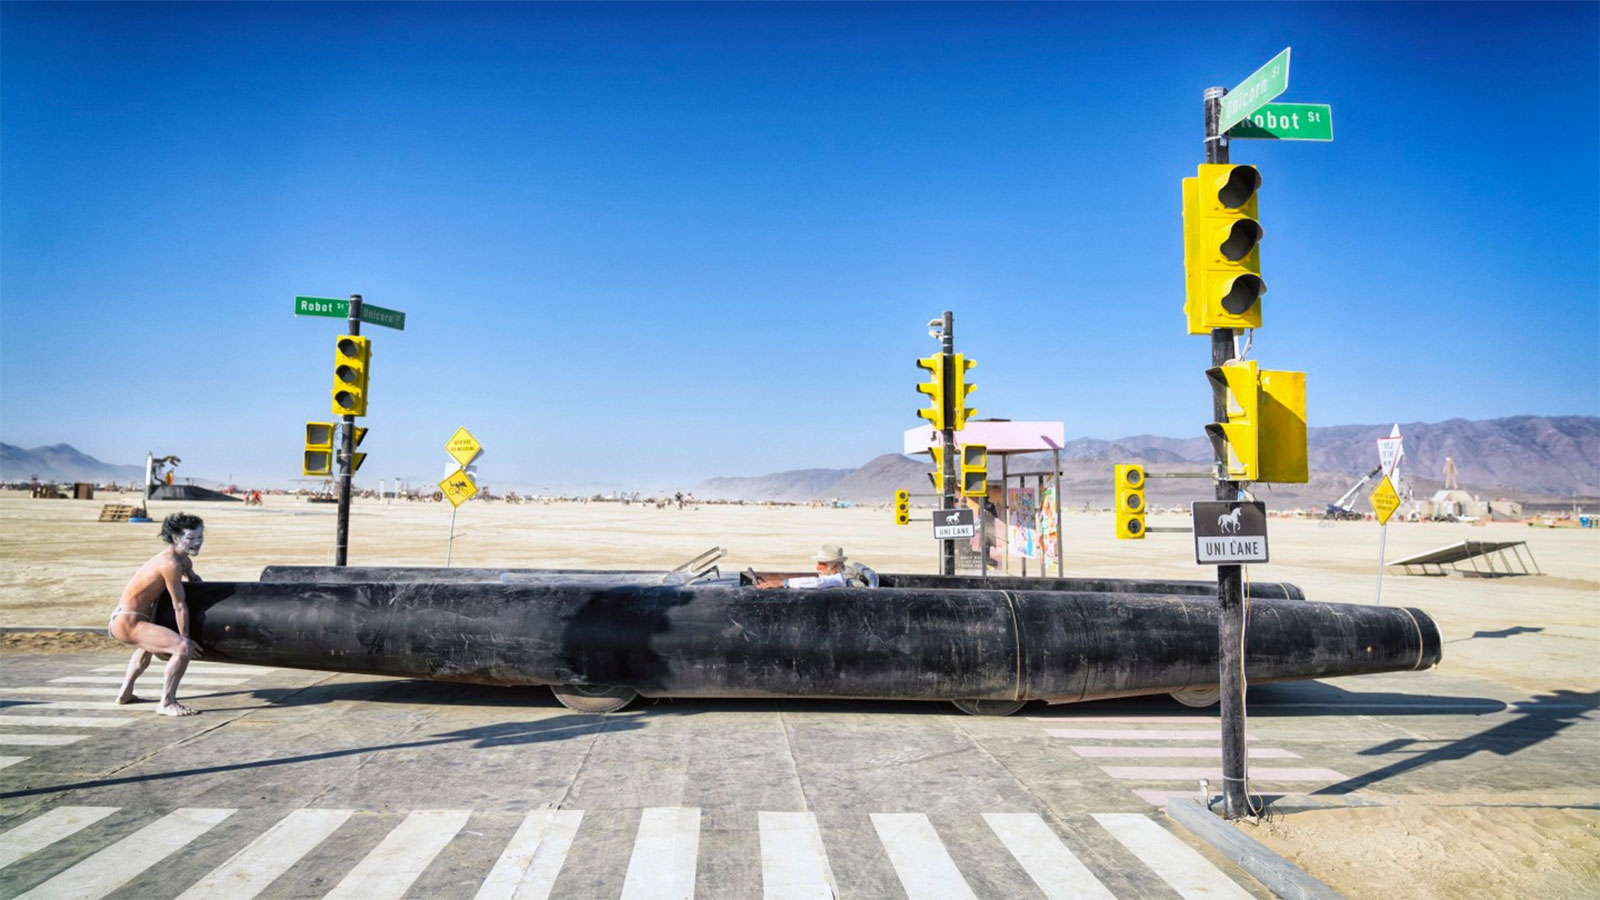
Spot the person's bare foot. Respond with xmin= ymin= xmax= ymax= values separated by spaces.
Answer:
xmin=116 ymin=691 xmax=146 ymax=705
xmin=156 ymin=702 xmax=198 ymax=717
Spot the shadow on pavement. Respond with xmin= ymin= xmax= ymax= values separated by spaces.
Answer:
xmin=237 ymin=678 xmax=968 ymax=717
xmin=1025 ymin=681 xmax=1514 ymax=719
xmin=1313 ymin=688 xmax=1599 ymax=796
xmin=227 ymin=676 xmax=1515 ymax=720
xmin=1446 ymin=625 xmax=1545 ymax=643
xmin=0 ymin=713 xmax=640 ymax=801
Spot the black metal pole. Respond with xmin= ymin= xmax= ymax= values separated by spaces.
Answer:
xmin=334 ymin=294 xmax=362 ymax=567
xmin=940 ymin=310 xmax=956 ymax=576
xmin=1205 ymin=86 xmax=1249 ymax=819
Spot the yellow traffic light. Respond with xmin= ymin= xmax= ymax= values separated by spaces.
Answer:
xmin=952 ymin=354 xmax=976 ymax=430
xmin=1114 ymin=463 xmax=1146 ymax=539
xmin=960 ymin=443 xmax=988 ymax=497
xmin=351 ymin=426 xmax=368 ymax=474
xmin=925 ymin=447 xmax=944 ymax=491
xmin=1183 ymin=164 xmax=1264 ymax=333
xmin=303 ymin=421 xmax=334 ymax=476
xmin=331 ymin=335 xmax=371 ymax=417
xmin=915 ymin=354 xmax=945 ymax=430
xmin=1206 ymin=362 xmax=1260 ymax=481
xmin=1205 ymin=361 xmax=1308 ymax=483
xmin=894 ymin=489 xmax=910 ymax=525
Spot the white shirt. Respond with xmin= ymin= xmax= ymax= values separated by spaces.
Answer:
xmin=784 ymin=572 xmax=848 ymax=590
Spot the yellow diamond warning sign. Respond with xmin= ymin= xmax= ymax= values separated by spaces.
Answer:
xmin=446 ymin=427 xmax=483 ymax=467
xmin=1369 ymin=476 xmax=1401 ymax=525
xmin=439 ymin=468 xmax=478 ymax=507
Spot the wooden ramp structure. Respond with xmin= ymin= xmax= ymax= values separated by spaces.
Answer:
xmin=1388 ymin=540 xmax=1542 ymax=577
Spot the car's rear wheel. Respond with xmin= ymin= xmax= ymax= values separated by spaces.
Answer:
xmin=951 ymin=698 xmax=1027 ymax=717
xmin=551 ymin=683 xmax=637 ymax=713
xmin=1170 ymin=686 xmax=1221 ymax=708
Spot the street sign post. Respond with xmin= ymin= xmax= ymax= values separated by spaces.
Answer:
xmin=1192 ymin=501 xmax=1270 ymax=565
xmin=1228 ymin=103 xmax=1332 ymax=141
xmin=1370 ymin=475 xmax=1401 ymax=606
xmin=1218 ymin=47 xmax=1291 ymax=132
xmin=295 ymin=296 xmax=407 ymax=331
xmin=295 ymin=292 xmax=408 ymax=566
xmin=440 ymin=427 xmax=485 ymax=566
xmin=932 ymin=508 xmax=975 ymax=540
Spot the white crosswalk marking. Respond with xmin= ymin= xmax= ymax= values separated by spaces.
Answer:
xmin=473 ymin=807 xmax=588 ymax=896
xmin=89 ymin=664 xmax=277 ymax=675
xmin=758 ymin=811 xmax=837 ymax=900
xmin=12 ymin=808 xmax=234 ymax=900
xmin=475 ymin=808 xmax=584 ymax=900
xmin=1069 ymin=745 xmax=1299 ymax=759
xmin=620 ymin=807 xmax=702 ymax=900
xmin=0 ymin=755 xmax=26 ymax=769
xmin=0 ymin=700 xmax=139 ymax=711
xmin=0 ymin=732 xmax=89 ymax=746
xmin=1045 ymin=728 xmax=1257 ymax=741
xmin=0 ymin=806 xmax=119 ymax=870
xmin=1099 ymin=766 xmax=1345 ymax=782
xmin=1 ymin=686 xmax=154 ymax=697
xmin=0 ymin=803 xmax=1256 ymax=899
xmin=1092 ymin=813 xmax=1252 ymax=900
xmin=49 ymin=676 xmax=248 ymax=686
xmin=0 ymin=715 xmax=134 ymax=728
xmin=324 ymin=809 xmax=471 ymax=900
xmin=870 ymin=813 xmax=978 ymax=900
xmin=983 ymin=813 xmax=1116 ymax=900
xmin=174 ymin=808 xmax=351 ymax=900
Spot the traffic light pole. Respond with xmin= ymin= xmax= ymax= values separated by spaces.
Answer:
xmin=939 ymin=310 xmax=956 ymax=576
xmin=1205 ymin=86 xmax=1250 ymax=819
xmin=334 ymin=294 xmax=362 ymax=567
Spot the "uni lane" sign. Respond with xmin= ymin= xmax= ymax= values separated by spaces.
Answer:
xmin=1192 ymin=500 xmax=1270 ymax=565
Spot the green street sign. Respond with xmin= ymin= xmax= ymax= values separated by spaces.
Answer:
xmin=1219 ymin=47 xmax=1291 ymax=132
xmin=358 ymin=303 xmax=406 ymax=331
xmin=295 ymin=296 xmax=348 ymax=318
xmin=293 ymin=296 xmax=407 ymax=330
xmin=1228 ymin=103 xmax=1333 ymax=141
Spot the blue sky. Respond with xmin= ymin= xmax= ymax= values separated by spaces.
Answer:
xmin=2 ymin=2 xmax=1596 ymax=489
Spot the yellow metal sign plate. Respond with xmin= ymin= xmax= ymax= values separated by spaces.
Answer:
xmin=1369 ymin=476 xmax=1401 ymax=525
xmin=439 ymin=468 xmax=478 ymax=507
xmin=445 ymin=427 xmax=482 ymax=467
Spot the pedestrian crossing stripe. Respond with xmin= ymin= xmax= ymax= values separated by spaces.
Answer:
xmin=48 ymin=676 xmax=250 ymax=687
xmin=11 ymin=808 xmax=234 ymax=900
xmin=475 ymin=809 xmax=584 ymax=900
xmin=1094 ymin=813 xmax=1254 ymax=900
xmin=0 ymin=805 xmax=1259 ymax=900
xmin=0 ymin=662 xmax=280 ymax=772
xmin=1033 ymin=715 xmax=1345 ymax=804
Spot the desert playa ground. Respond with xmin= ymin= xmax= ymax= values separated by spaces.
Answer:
xmin=2 ymin=489 xmax=1597 ymax=896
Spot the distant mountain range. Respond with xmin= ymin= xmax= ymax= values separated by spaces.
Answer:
xmin=691 ymin=415 xmax=1600 ymax=506
xmin=0 ymin=444 xmax=144 ymax=485
xmin=7 ymin=415 xmax=1596 ymax=505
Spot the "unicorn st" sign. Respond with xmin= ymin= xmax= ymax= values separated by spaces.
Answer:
xmin=1191 ymin=501 xmax=1269 ymax=565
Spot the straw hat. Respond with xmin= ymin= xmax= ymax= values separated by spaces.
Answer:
xmin=812 ymin=544 xmax=847 ymax=564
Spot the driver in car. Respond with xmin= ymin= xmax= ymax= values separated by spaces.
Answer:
xmin=756 ymin=544 xmax=852 ymax=589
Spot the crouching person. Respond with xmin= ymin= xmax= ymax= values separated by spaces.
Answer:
xmin=107 ymin=512 xmax=206 ymax=716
